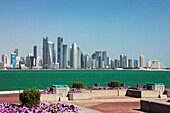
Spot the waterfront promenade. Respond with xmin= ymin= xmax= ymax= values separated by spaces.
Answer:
xmin=0 ymin=93 xmax=143 ymax=113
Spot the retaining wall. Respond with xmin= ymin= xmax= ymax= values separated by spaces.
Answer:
xmin=126 ymin=90 xmax=159 ymax=98
xmin=41 ymin=94 xmax=59 ymax=102
xmin=69 ymin=93 xmax=92 ymax=100
xmin=141 ymin=100 xmax=170 ymax=113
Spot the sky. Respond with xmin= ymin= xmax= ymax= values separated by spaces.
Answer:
xmin=0 ymin=0 xmax=170 ymax=67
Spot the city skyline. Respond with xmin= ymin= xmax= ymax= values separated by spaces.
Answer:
xmin=0 ymin=0 xmax=170 ymax=67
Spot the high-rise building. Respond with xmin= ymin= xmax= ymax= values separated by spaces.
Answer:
xmin=43 ymin=37 xmax=49 ymax=68
xmin=33 ymin=46 xmax=37 ymax=59
xmin=81 ymin=53 xmax=85 ymax=69
xmin=102 ymin=51 xmax=108 ymax=67
xmin=43 ymin=37 xmax=54 ymax=68
xmin=119 ymin=54 xmax=124 ymax=68
xmin=92 ymin=51 xmax=102 ymax=68
xmin=26 ymin=54 xmax=35 ymax=68
xmin=63 ymin=44 xmax=68 ymax=68
xmin=139 ymin=54 xmax=144 ymax=68
xmin=72 ymin=43 xmax=77 ymax=69
xmin=11 ymin=53 xmax=16 ymax=68
xmin=114 ymin=59 xmax=119 ymax=68
xmin=128 ymin=59 xmax=132 ymax=68
xmin=134 ymin=60 xmax=138 ymax=68
xmin=57 ymin=37 xmax=63 ymax=68
xmin=48 ymin=41 xmax=55 ymax=68
xmin=111 ymin=60 xmax=115 ymax=69
xmin=14 ymin=49 xmax=18 ymax=56
xmin=2 ymin=54 xmax=9 ymax=67
xmin=123 ymin=55 xmax=128 ymax=68
xmin=33 ymin=46 xmax=37 ymax=67
xmin=77 ymin=47 xmax=81 ymax=69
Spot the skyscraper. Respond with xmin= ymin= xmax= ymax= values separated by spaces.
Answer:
xmin=43 ymin=37 xmax=50 ymax=68
xmin=11 ymin=53 xmax=16 ymax=68
xmin=14 ymin=49 xmax=18 ymax=56
xmin=134 ymin=60 xmax=138 ymax=68
xmin=63 ymin=44 xmax=68 ymax=68
xmin=33 ymin=46 xmax=37 ymax=66
xmin=33 ymin=46 xmax=37 ymax=59
xmin=26 ymin=54 xmax=34 ymax=68
xmin=102 ymin=51 xmax=108 ymax=67
xmin=57 ymin=37 xmax=63 ymax=68
xmin=123 ymin=55 xmax=128 ymax=68
xmin=2 ymin=54 xmax=8 ymax=68
xmin=72 ymin=43 xmax=77 ymax=69
xmin=128 ymin=59 xmax=132 ymax=68
xmin=119 ymin=54 xmax=124 ymax=68
xmin=48 ymin=41 xmax=55 ymax=68
xmin=139 ymin=54 xmax=144 ymax=68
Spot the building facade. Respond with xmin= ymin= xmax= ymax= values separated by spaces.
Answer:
xmin=11 ymin=53 xmax=16 ymax=68
xmin=57 ymin=37 xmax=63 ymax=68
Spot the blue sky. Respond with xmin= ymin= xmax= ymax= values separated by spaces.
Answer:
xmin=0 ymin=0 xmax=170 ymax=67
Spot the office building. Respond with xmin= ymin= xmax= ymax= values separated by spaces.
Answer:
xmin=114 ymin=59 xmax=119 ymax=68
xmin=26 ymin=54 xmax=35 ymax=68
xmin=77 ymin=47 xmax=81 ymax=69
xmin=2 ymin=54 xmax=9 ymax=68
xmin=128 ymin=59 xmax=132 ymax=68
xmin=119 ymin=54 xmax=124 ymax=68
xmin=14 ymin=49 xmax=18 ymax=56
xmin=43 ymin=37 xmax=55 ymax=68
xmin=92 ymin=51 xmax=102 ymax=68
xmin=123 ymin=55 xmax=128 ymax=68
xmin=63 ymin=44 xmax=68 ymax=68
xmin=134 ymin=60 xmax=138 ymax=68
xmin=147 ymin=60 xmax=166 ymax=69
xmin=139 ymin=54 xmax=144 ymax=68
xmin=11 ymin=53 xmax=16 ymax=68
xmin=48 ymin=41 xmax=55 ymax=68
xmin=102 ymin=51 xmax=108 ymax=67
xmin=33 ymin=46 xmax=37 ymax=59
xmin=71 ymin=43 xmax=77 ymax=69
xmin=57 ymin=37 xmax=63 ymax=68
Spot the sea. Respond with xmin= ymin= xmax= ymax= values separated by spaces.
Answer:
xmin=0 ymin=69 xmax=170 ymax=91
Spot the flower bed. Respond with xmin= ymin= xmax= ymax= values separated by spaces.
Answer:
xmin=69 ymin=88 xmax=83 ymax=93
xmin=0 ymin=102 xmax=80 ymax=113
xmin=41 ymin=88 xmax=53 ymax=94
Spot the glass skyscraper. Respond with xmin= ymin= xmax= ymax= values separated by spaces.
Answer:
xmin=57 ymin=37 xmax=63 ymax=68
xmin=11 ymin=53 xmax=16 ymax=68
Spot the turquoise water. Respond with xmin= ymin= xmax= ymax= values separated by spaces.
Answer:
xmin=0 ymin=70 xmax=170 ymax=91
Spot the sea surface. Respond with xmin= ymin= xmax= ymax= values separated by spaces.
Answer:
xmin=0 ymin=70 xmax=170 ymax=91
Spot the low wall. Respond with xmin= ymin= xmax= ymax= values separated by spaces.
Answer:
xmin=91 ymin=89 xmax=127 ymax=97
xmin=126 ymin=90 xmax=159 ymax=98
xmin=164 ymin=90 xmax=170 ymax=97
xmin=41 ymin=94 xmax=59 ymax=102
xmin=69 ymin=93 xmax=92 ymax=100
xmin=141 ymin=100 xmax=170 ymax=113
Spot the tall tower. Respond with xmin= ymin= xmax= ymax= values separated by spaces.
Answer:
xmin=14 ymin=49 xmax=18 ymax=56
xmin=63 ymin=44 xmax=68 ymax=68
xmin=102 ymin=51 xmax=108 ymax=67
xmin=72 ymin=43 xmax=77 ymax=69
xmin=11 ymin=53 xmax=16 ymax=68
xmin=48 ymin=41 xmax=55 ymax=68
xmin=2 ymin=54 xmax=8 ymax=67
xmin=139 ymin=54 xmax=144 ymax=68
xmin=33 ymin=46 xmax=37 ymax=66
xmin=33 ymin=46 xmax=37 ymax=59
xmin=119 ymin=54 xmax=124 ymax=68
xmin=43 ymin=37 xmax=49 ymax=68
xmin=57 ymin=37 xmax=63 ymax=68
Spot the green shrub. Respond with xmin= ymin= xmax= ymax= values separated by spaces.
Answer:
xmin=72 ymin=82 xmax=84 ymax=89
xmin=19 ymin=88 xmax=41 ymax=108
xmin=109 ymin=80 xmax=121 ymax=88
